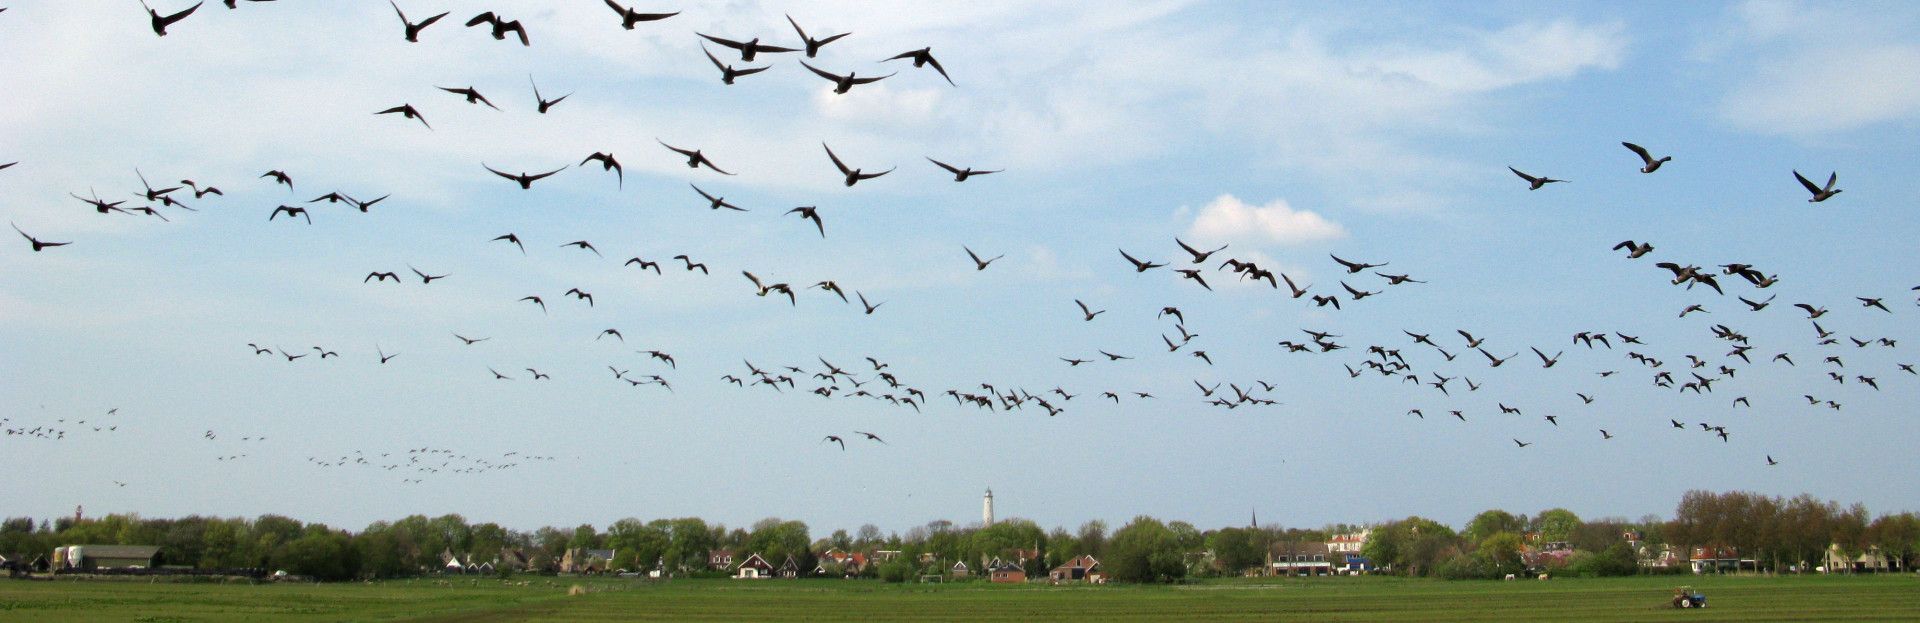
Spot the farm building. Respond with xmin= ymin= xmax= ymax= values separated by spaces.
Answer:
xmin=58 ymin=545 xmax=161 ymax=571
xmin=1268 ymin=542 xmax=1332 ymax=576
xmin=735 ymin=553 xmax=774 ymax=579
xmin=559 ymin=548 xmax=616 ymax=574
xmin=988 ymin=560 xmax=1026 ymax=583
xmin=1049 ymin=555 xmax=1103 ymax=583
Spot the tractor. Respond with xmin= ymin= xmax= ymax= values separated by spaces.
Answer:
xmin=1670 ymin=586 xmax=1708 ymax=608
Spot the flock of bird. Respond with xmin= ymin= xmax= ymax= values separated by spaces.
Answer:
xmin=5 ymin=4 xmax=1915 ymax=502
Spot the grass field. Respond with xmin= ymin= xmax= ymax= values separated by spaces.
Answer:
xmin=2 ymin=574 xmax=1917 ymax=622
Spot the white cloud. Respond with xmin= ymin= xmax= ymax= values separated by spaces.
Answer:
xmin=1186 ymin=194 xmax=1346 ymax=247
xmin=1714 ymin=1 xmax=1920 ymax=137
xmin=1720 ymin=44 xmax=1920 ymax=136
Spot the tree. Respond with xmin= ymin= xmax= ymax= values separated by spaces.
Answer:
xmin=1363 ymin=516 xmax=1458 ymax=576
xmin=1464 ymin=510 xmax=1524 ymax=543
xmin=279 ymin=530 xmax=353 ymax=580
xmin=1476 ymin=532 xmax=1525 ymax=578
xmin=1105 ymin=516 xmax=1185 ymax=583
xmin=1076 ymin=520 xmax=1108 ymax=558
xmin=1206 ymin=527 xmax=1262 ymax=575
xmin=1533 ymin=508 xmax=1581 ymax=543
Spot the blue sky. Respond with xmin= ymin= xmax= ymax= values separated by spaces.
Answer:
xmin=3 ymin=1 xmax=1919 ymax=535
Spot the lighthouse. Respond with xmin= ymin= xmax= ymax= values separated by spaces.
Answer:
xmin=983 ymin=489 xmax=995 ymax=526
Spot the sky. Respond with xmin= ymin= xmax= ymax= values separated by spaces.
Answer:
xmin=3 ymin=0 xmax=1919 ymax=537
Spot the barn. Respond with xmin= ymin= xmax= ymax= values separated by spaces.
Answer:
xmin=64 ymin=545 xmax=161 ymax=571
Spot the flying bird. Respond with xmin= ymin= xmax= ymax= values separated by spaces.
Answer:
xmin=857 ymin=291 xmax=883 ymax=315
xmin=390 ymin=1 xmax=448 ymax=42
xmin=822 ymin=435 xmax=845 ymax=450
xmin=268 ymin=205 xmax=311 ymax=223
xmin=492 ymin=233 xmax=525 ymax=254
xmin=483 ymin=163 xmax=568 ymax=189
xmin=519 ymin=296 xmax=546 ymax=314
xmin=659 ymin=141 xmax=734 ymax=175
xmin=799 ymin=60 xmax=892 ymax=94
xmin=439 ymin=86 xmax=499 ymax=110
xmin=1330 ymin=254 xmax=1386 ymax=273
xmin=883 ymin=47 xmax=954 ymax=85
xmin=1075 ymin=299 xmax=1105 ymax=321
xmin=927 ymin=158 xmax=999 ymax=182
xmin=375 ymin=104 xmax=431 ymax=129
xmin=701 ymin=44 xmax=770 ymax=85
xmin=529 ymin=76 xmax=570 ymax=113
xmin=466 ymin=12 xmax=529 ymax=46
xmin=698 ymin=32 xmax=797 ymax=62
xmin=786 ymin=14 xmax=849 ymax=57
xmin=12 ymin=222 xmax=70 ymax=252
xmin=1793 ymin=170 xmax=1841 ymax=202
xmin=261 ymin=170 xmax=293 ymax=191
xmin=1119 ymin=249 xmax=1164 ymax=272
xmin=1621 ymin=142 xmax=1671 ymax=173
xmin=786 ymin=206 xmax=825 ymax=237
xmin=603 ymin=1 xmax=675 ymax=29
xmin=558 ymin=153 xmax=622 ymax=191
xmin=560 ymin=240 xmax=601 ymax=257
xmin=965 ymin=246 xmax=1003 ymax=271
xmin=1509 ymin=166 xmax=1566 ymax=190
xmin=408 ymin=266 xmax=446 ymax=284
xmin=690 ymin=184 xmax=746 ymax=211
xmin=364 ymin=271 xmax=401 ymax=283
xmin=823 ymin=143 xmax=891 ymax=186
xmin=1612 ymin=240 xmax=1653 ymax=259
xmin=1174 ymin=238 xmax=1227 ymax=264
xmin=142 ymin=1 xmax=202 ymax=37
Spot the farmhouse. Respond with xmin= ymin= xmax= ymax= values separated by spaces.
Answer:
xmin=559 ymin=548 xmax=616 ymax=574
xmin=988 ymin=560 xmax=1026 ymax=583
xmin=1049 ymin=555 xmax=1103 ymax=583
xmin=734 ymin=553 xmax=775 ymax=579
xmin=708 ymin=549 xmax=736 ymax=570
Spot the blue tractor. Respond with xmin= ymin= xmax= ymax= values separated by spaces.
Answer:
xmin=1670 ymin=586 xmax=1708 ymax=608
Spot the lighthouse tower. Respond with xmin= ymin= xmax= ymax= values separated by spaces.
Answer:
xmin=983 ymin=489 xmax=995 ymax=526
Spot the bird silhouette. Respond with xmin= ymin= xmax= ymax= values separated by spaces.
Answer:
xmin=1621 ymin=142 xmax=1671 ymax=173
xmin=142 ymin=1 xmax=201 ymax=37
xmin=390 ymin=1 xmax=448 ymax=42
xmin=1509 ymin=166 xmax=1566 ymax=190
xmin=823 ymin=143 xmax=891 ymax=186
xmin=787 ymin=14 xmax=849 ymax=57
xmin=466 ymin=12 xmax=529 ymax=46
xmin=12 ymin=223 xmax=70 ymax=252
xmin=603 ymin=1 xmax=676 ymax=29
xmin=883 ymin=47 xmax=954 ymax=85
xmin=800 ymin=61 xmax=892 ymax=94
xmin=965 ymin=246 xmax=1003 ymax=271
xmin=483 ymin=163 xmax=567 ymax=189
xmin=1793 ymin=170 xmax=1841 ymax=202
xmin=375 ymin=104 xmax=431 ymax=129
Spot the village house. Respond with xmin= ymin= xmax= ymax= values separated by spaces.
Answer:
xmin=1267 ymin=541 xmax=1332 ymax=576
xmin=813 ymin=548 xmax=869 ymax=577
xmin=708 ymin=549 xmax=736 ymax=570
xmin=1689 ymin=545 xmax=1755 ymax=573
xmin=950 ymin=560 xmax=970 ymax=578
xmin=734 ymin=553 xmax=775 ymax=579
xmin=1822 ymin=544 xmax=1895 ymax=573
xmin=1049 ymin=555 xmax=1103 ymax=583
xmin=559 ymin=548 xmax=616 ymax=574
xmin=777 ymin=555 xmax=802 ymax=579
xmin=1327 ymin=530 xmax=1373 ymax=574
xmin=988 ymin=559 xmax=1026 ymax=584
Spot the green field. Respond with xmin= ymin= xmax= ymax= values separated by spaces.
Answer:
xmin=1 ymin=574 xmax=1916 ymax=622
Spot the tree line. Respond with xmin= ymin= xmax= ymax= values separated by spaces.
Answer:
xmin=3 ymin=490 xmax=1914 ymax=582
